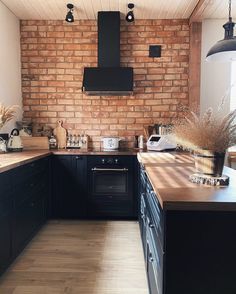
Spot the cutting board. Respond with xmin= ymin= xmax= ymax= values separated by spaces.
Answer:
xmin=53 ymin=120 xmax=67 ymax=149
xmin=21 ymin=136 xmax=49 ymax=150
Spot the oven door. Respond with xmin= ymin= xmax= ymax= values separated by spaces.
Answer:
xmin=88 ymin=161 xmax=134 ymax=218
xmin=91 ymin=167 xmax=129 ymax=195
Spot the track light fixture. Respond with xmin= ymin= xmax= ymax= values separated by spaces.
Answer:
xmin=126 ymin=3 xmax=134 ymax=23
xmin=65 ymin=3 xmax=74 ymax=23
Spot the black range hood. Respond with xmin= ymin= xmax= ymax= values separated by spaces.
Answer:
xmin=82 ymin=11 xmax=133 ymax=96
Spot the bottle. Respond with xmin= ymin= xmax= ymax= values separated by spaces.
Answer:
xmin=138 ymin=135 xmax=144 ymax=149
xmin=134 ymin=135 xmax=139 ymax=148
xmin=49 ymin=135 xmax=57 ymax=149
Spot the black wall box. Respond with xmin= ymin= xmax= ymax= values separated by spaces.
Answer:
xmin=149 ymin=45 xmax=162 ymax=57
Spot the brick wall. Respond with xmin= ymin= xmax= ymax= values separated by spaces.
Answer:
xmin=21 ymin=19 xmax=189 ymax=148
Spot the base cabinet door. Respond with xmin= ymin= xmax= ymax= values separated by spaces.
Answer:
xmin=52 ymin=155 xmax=87 ymax=219
xmin=13 ymin=194 xmax=45 ymax=256
xmin=0 ymin=213 xmax=12 ymax=273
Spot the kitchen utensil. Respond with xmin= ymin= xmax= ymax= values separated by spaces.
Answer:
xmin=143 ymin=127 xmax=149 ymax=139
xmin=53 ymin=120 xmax=67 ymax=149
xmin=134 ymin=135 xmax=139 ymax=148
xmin=138 ymin=135 xmax=144 ymax=149
xmin=102 ymin=137 xmax=121 ymax=151
xmin=21 ymin=136 xmax=49 ymax=150
xmin=7 ymin=129 xmax=23 ymax=152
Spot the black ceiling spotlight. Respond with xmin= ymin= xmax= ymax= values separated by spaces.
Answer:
xmin=65 ymin=3 xmax=74 ymax=23
xmin=126 ymin=3 xmax=135 ymax=22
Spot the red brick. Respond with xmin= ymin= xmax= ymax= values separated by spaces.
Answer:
xmin=21 ymin=19 xmax=190 ymax=149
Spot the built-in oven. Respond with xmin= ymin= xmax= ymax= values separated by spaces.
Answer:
xmin=87 ymin=155 xmax=135 ymax=218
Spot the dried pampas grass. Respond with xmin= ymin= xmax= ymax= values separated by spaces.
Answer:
xmin=171 ymin=107 xmax=236 ymax=153
xmin=0 ymin=103 xmax=18 ymax=129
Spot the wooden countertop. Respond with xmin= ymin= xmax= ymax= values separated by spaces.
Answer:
xmin=137 ymin=151 xmax=194 ymax=165
xmin=3 ymin=150 xmax=236 ymax=212
xmin=0 ymin=150 xmax=51 ymax=173
xmin=0 ymin=148 xmax=139 ymax=173
xmin=139 ymin=152 xmax=236 ymax=211
xmin=53 ymin=148 xmax=139 ymax=155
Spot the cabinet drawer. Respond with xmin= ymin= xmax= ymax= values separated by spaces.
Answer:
xmin=146 ymin=190 xmax=164 ymax=248
xmin=140 ymin=193 xmax=147 ymax=257
xmin=13 ymin=157 xmax=49 ymax=185
xmin=13 ymin=172 xmax=48 ymax=206
xmin=88 ymin=198 xmax=133 ymax=218
xmin=147 ymin=223 xmax=163 ymax=294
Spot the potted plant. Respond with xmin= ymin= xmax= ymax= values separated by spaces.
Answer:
xmin=0 ymin=102 xmax=18 ymax=130
xmin=171 ymin=107 xmax=236 ymax=177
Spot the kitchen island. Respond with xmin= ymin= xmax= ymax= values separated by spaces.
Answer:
xmin=138 ymin=152 xmax=236 ymax=294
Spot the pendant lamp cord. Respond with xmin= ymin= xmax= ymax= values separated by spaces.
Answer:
xmin=229 ymin=0 xmax=232 ymax=20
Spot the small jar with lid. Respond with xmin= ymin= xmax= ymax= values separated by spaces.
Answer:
xmin=49 ymin=135 xmax=57 ymax=149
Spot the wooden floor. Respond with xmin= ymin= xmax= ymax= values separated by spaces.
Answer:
xmin=0 ymin=221 xmax=148 ymax=294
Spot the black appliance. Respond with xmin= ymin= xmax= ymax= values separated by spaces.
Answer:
xmin=87 ymin=155 xmax=135 ymax=218
xmin=82 ymin=11 xmax=133 ymax=96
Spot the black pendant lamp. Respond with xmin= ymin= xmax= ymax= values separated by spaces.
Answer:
xmin=206 ymin=0 xmax=236 ymax=62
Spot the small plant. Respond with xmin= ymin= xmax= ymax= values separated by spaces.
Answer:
xmin=171 ymin=107 xmax=236 ymax=153
xmin=0 ymin=103 xmax=18 ymax=130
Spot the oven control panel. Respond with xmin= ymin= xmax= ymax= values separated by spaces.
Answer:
xmin=101 ymin=158 xmax=119 ymax=165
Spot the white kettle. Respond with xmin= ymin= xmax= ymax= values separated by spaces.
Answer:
xmin=7 ymin=129 xmax=23 ymax=152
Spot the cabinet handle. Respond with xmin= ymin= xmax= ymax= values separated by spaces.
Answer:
xmin=91 ymin=168 xmax=128 ymax=172
xmin=31 ymin=202 xmax=35 ymax=207
xmin=149 ymin=255 xmax=154 ymax=263
xmin=147 ymin=216 xmax=154 ymax=228
xmin=76 ymin=156 xmax=82 ymax=160
xmin=149 ymin=222 xmax=154 ymax=228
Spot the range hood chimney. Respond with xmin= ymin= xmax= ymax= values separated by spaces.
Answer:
xmin=82 ymin=11 xmax=133 ymax=96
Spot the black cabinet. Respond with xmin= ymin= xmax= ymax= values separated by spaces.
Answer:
xmin=139 ymin=165 xmax=147 ymax=250
xmin=0 ymin=156 xmax=50 ymax=275
xmin=139 ymin=163 xmax=236 ymax=294
xmin=52 ymin=155 xmax=137 ymax=219
xmin=0 ymin=213 xmax=12 ymax=272
xmin=0 ymin=170 xmax=12 ymax=273
xmin=12 ymin=193 xmax=46 ymax=255
xmin=51 ymin=155 xmax=87 ymax=218
xmin=12 ymin=157 xmax=49 ymax=256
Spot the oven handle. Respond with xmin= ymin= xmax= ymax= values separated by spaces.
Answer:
xmin=91 ymin=168 xmax=129 ymax=172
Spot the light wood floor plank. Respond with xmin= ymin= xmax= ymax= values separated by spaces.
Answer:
xmin=0 ymin=220 xmax=148 ymax=294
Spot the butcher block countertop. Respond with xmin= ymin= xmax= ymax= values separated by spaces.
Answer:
xmin=2 ymin=150 xmax=236 ymax=212
xmin=138 ymin=152 xmax=236 ymax=211
xmin=0 ymin=148 xmax=138 ymax=173
xmin=0 ymin=150 xmax=51 ymax=173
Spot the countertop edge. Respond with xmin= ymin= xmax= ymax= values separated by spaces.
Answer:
xmin=0 ymin=151 xmax=51 ymax=173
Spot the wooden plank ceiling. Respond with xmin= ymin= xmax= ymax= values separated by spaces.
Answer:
xmin=1 ymin=0 xmax=234 ymax=20
xmin=191 ymin=0 xmax=236 ymax=22
xmin=0 ymin=0 xmax=199 ymax=20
